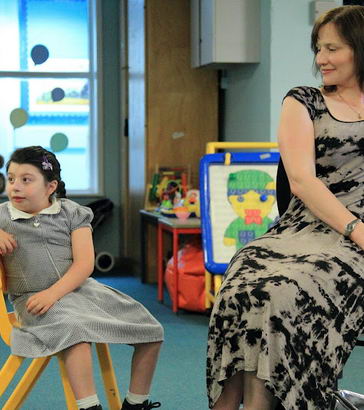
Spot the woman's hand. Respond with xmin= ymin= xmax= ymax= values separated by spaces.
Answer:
xmin=0 ymin=229 xmax=17 ymax=255
xmin=26 ymin=289 xmax=58 ymax=316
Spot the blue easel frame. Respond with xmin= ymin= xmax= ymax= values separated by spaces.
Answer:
xmin=199 ymin=151 xmax=280 ymax=275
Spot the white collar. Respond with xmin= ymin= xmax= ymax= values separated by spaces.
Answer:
xmin=7 ymin=198 xmax=62 ymax=220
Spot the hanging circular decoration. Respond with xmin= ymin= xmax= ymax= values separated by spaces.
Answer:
xmin=51 ymin=87 xmax=65 ymax=102
xmin=31 ymin=44 xmax=49 ymax=65
xmin=50 ymin=133 xmax=69 ymax=152
xmin=10 ymin=108 xmax=28 ymax=129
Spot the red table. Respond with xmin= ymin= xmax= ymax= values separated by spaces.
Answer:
xmin=157 ymin=216 xmax=201 ymax=312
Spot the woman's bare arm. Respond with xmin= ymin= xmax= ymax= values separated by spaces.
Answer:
xmin=278 ymin=96 xmax=364 ymax=248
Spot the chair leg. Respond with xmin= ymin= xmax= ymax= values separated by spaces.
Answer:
xmin=205 ymin=270 xmax=212 ymax=309
xmin=0 ymin=354 xmax=24 ymax=396
xmin=96 ymin=343 xmax=122 ymax=410
xmin=214 ymin=275 xmax=222 ymax=297
xmin=57 ymin=354 xmax=78 ymax=410
xmin=2 ymin=356 xmax=50 ymax=410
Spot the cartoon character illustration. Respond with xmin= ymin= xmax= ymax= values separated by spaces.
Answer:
xmin=224 ymin=170 xmax=277 ymax=250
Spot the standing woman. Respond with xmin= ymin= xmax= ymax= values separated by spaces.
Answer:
xmin=207 ymin=5 xmax=364 ymax=410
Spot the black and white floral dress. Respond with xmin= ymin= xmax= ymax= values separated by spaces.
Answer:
xmin=207 ymin=86 xmax=364 ymax=409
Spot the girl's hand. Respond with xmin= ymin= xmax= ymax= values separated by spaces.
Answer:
xmin=26 ymin=289 xmax=58 ymax=316
xmin=0 ymin=229 xmax=17 ymax=255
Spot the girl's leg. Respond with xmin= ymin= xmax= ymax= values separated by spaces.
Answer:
xmin=128 ymin=341 xmax=162 ymax=394
xmin=212 ymin=371 xmax=277 ymax=410
xmin=63 ymin=342 xmax=97 ymax=399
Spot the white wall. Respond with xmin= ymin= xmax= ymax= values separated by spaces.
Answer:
xmin=270 ymin=0 xmax=318 ymax=140
xmin=223 ymin=0 xmax=342 ymax=142
xmin=222 ymin=0 xmax=271 ymax=142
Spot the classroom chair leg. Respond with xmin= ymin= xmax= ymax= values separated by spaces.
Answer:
xmin=205 ymin=270 xmax=212 ymax=310
xmin=0 ymin=354 xmax=24 ymax=396
xmin=214 ymin=275 xmax=222 ymax=297
xmin=2 ymin=357 xmax=50 ymax=410
xmin=96 ymin=343 xmax=122 ymax=410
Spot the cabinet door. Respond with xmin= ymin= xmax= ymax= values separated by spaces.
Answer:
xmin=192 ymin=0 xmax=261 ymax=67
xmin=146 ymin=0 xmax=218 ymax=188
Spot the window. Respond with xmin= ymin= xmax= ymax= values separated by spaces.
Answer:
xmin=0 ymin=0 xmax=100 ymax=194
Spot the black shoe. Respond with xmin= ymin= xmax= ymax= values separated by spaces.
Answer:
xmin=80 ymin=405 xmax=103 ymax=410
xmin=121 ymin=399 xmax=161 ymax=409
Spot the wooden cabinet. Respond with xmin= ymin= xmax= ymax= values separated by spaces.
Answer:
xmin=191 ymin=0 xmax=261 ymax=68
xmin=127 ymin=0 xmax=218 ymax=273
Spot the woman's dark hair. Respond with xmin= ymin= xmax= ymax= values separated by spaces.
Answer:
xmin=311 ymin=5 xmax=364 ymax=92
xmin=6 ymin=145 xmax=67 ymax=198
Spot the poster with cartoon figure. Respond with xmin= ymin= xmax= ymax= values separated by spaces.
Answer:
xmin=200 ymin=152 xmax=280 ymax=272
xmin=224 ymin=169 xmax=277 ymax=250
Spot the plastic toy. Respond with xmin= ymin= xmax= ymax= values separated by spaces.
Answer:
xmin=184 ymin=189 xmax=200 ymax=217
xmin=145 ymin=166 xmax=189 ymax=213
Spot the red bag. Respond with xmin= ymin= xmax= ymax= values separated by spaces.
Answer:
xmin=165 ymin=240 xmax=205 ymax=312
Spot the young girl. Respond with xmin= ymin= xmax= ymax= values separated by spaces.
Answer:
xmin=0 ymin=146 xmax=164 ymax=410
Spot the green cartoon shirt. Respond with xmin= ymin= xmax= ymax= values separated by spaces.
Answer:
xmin=224 ymin=217 xmax=273 ymax=250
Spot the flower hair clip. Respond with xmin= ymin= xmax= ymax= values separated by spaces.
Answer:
xmin=42 ymin=156 xmax=53 ymax=171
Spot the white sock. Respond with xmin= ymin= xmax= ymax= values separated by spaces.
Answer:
xmin=126 ymin=391 xmax=150 ymax=405
xmin=76 ymin=394 xmax=100 ymax=409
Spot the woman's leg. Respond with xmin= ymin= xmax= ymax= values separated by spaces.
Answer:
xmin=212 ymin=371 xmax=244 ymax=410
xmin=63 ymin=342 xmax=97 ymax=399
xmin=212 ymin=371 xmax=277 ymax=410
xmin=128 ymin=341 xmax=162 ymax=394
xmin=242 ymin=372 xmax=276 ymax=410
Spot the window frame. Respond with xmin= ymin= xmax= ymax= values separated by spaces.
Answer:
xmin=0 ymin=0 xmax=103 ymax=196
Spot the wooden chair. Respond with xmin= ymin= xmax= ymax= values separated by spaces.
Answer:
xmin=0 ymin=257 xmax=122 ymax=410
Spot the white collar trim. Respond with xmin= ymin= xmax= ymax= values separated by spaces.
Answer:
xmin=8 ymin=198 xmax=61 ymax=220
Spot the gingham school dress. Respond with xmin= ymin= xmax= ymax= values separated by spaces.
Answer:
xmin=0 ymin=198 xmax=164 ymax=358
xmin=207 ymin=86 xmax=364 ymax=409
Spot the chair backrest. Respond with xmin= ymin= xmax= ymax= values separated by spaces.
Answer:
xmin=276 ymin=158 xmax=292 ymax=217
xmin=0 ymin=256 xmax=13 ymax=346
